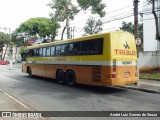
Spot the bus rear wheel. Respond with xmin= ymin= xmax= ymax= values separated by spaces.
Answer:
xmin=56 ymin=69 xmax=65 ymax=84
xmin=66 ymin=70 xmax=76 ymax=86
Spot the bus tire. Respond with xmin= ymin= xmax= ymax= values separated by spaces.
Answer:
xmin=56 ymin=69 xmax=65 ymax=84
xmin=28 ymin=67 xmax=32 ymax=78
xmin=66 ymin=70 xmax=76 ymax=86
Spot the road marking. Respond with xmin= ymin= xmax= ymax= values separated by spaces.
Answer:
xmin=0 ymin=88 xmax=33 ymax=111
xmin=0 ymin=89 xmax=57 ymax=120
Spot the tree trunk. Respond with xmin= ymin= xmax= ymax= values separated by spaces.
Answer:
xmin=51 ymin=23 xmax=57 ymax=42
xmin=61 ymin=24 xmax=67 ymax=40
xmin=152 ymin=0 xmax=160 ymax=40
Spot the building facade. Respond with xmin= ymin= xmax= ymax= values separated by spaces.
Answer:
xmin=143 ymin=0 xmax=160 ymax=51
xmin=1 ymin=45 xmax=21 ymax=63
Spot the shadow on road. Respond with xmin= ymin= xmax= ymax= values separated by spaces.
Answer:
xmin=25 ymin=75 xmax=127 ymax=95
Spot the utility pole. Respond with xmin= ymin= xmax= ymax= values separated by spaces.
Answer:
xmin=133 ymin=0 xmax=139 ymax=57
xmin=133 ymin=0 xmax=139 ymax=39
xmin=133 ymin=0 xmax=140 ymax=77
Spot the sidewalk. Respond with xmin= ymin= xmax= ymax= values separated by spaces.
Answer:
xmin=122 ymin=79 xmax=160 ymax=94
xmin=0 ymin=89 xmax=48 ymax=120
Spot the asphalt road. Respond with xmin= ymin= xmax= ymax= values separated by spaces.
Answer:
xmin=0 ymin=64 xmax=160 ymax=120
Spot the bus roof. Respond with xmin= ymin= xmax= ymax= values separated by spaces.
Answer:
xmin=24 ymin=31 xmax=133 ymax=50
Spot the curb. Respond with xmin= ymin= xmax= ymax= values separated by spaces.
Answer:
xmin=140 ymin=78 xmax=160 ymax=81
xmin=121 ymin=85 xmax=160 ymax=94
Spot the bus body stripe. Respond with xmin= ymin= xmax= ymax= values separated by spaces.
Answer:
xmin=26 ymin=61 xmax=136 ymax=66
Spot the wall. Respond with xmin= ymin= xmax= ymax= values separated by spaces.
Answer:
xmin=139 ymin=51 xmax=160 ymax=71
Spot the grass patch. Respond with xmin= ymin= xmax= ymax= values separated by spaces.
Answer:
xmin=140 ymin=70 xmax=160 ymax=80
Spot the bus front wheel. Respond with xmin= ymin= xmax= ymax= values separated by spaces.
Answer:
xmin=56 ymin=69 xmax=65 ymax=84
xmin=66 ymin=70 xmax=76 ymax=86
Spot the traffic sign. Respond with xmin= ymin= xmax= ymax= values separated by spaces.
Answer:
xmin=136 ymin=38 xmax=141 ymax=45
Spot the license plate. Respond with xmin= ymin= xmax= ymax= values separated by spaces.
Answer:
xmin=124 ymin=72 xmax=130 ymax=77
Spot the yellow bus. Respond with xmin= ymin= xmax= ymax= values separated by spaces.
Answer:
xmin=21 ymin=31 xmax=139 ymax=86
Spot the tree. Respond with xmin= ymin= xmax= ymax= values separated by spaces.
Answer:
xmin=48 ymin=0 xmax=79 ymax=40
xmin=11 ymin=31 xmax=25 ymax=47
xmin=120 ymin=21 xmax=143 ymax=51
xmin=48 ymin=0 xmax=106 ymax=40
xmin=77 ymin=0 xmax=106 ymax=17
xmin=0 ymin=32 xmax=10 ymax=60
xmin=120 ymin=21 xmax=134 ymax=34
xmin=147 ymin=0 xmax=160 ymax=40
xmin=17 ymin=17 xmax=60 ymax=41
xmin=83 ymin=17 xmax=103 ymax=35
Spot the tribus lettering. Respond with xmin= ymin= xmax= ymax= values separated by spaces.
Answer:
xmin=114 ymin=49 xmax=136 ymax=55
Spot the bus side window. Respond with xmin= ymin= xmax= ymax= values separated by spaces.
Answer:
xmin=81 ymin=41 xmax=90 ymax=55
xmin=97 ymin=38 xmax=103 ymax=54
xmin=40 ymin=48 xmax=43 ymax=56
xmin=68 ymin=44 xmax=73 ymax=55
xmin=65 ymin=44 xmax=69 ymax=55
xmin=61 ymin=44 xmax=66 ymax=56
xmin=21 ymin=50 xmax=29 ymax=61
xmin=51 ymin=46 xmax=55 ymax=56
xmin=34 ymin=49 xmax=40 ymax=56
xmin=28 ymin=49 xmax=34 ymax=57
xmin=89 ymin=40 xmax=99 ymax=54
xmin=73 ymin=42 xmax=80 ymax=55
xmin=42 ymin=48 xmax=46 ymax=56
xmin=55 ymin=46 xmax=61 ymax=56
xmin=46 ymin=47 xmax=51 ymax=56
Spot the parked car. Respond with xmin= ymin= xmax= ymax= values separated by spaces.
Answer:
xmin=0 ymin=61 xmax=8 ymax=65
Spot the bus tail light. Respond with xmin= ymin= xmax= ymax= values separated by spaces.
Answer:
xmin=107 ymin=74 xmax=117 ymax=78
xmin=111 ymin=74 xmax=117 ymax=78
xmin=113 ymin=59 xmax=117 ymax=72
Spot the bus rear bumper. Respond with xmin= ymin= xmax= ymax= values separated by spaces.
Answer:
xmin=103 ymin=77 xmax=139 ymax=86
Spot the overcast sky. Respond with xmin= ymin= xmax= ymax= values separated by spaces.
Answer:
xmin=0 ymin=0 xmax=143 ymax=38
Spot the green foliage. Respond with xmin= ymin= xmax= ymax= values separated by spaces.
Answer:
xmin=0 ymin=32 xmax=9 ymax=44
xmin=48 ymin=0 xmax=106 ymax=39
xmin=120 ymin=21 xmax=143 ymax=51
xmin=11 ymin=31 xmax=25 ymax=47
xmin=17 ymin=17 xmax=60 ymax=40
xmin=49 ymin=0 xmax=79 ymax=21
xmin=83 ymin=17 xmax=103 ymax=35
xmin=120 ymin=21 xmax=143 ymax=39
xmin=49 ymin=0 xmax=106 ymax=20
xmin=77 ymin=0 xmax=106 ymax=17
xmin=120 ymin=21 xmax=134 ymax=34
